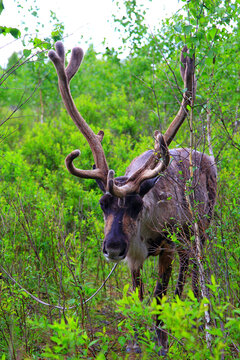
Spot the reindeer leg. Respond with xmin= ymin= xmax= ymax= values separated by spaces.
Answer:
xmin=131 ymin=267 xmax=144 ymax=301
xmin=175 ymin=249 xmax=189 ymax=297
xmin=155 ymin=248 xmax=174 ymax=355
xmin=126 ymin=267 xmax=143 ymax=354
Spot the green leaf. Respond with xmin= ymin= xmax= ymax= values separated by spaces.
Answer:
xmin=9 ymin=27 xmax=21 ymax=39
xmin=96 ymin=353 xmax=106 ymax=360
xmin=51 ymin=336 xmax=62 ymax=345
xmin=23 ymin=49 xmax=31 ymax=57
xmin=174 ymin=24 xmax=182 ymax=33
xmin=209 ymin=27 xmax=217 ymax=39
xmin=33 ymin=37 xmax=43 ymax=47
xmin=211 ymin=275 xmax=216 ymax=286
xmin=0 ymin=25 xmax=8 ymax=35
xmin=0 ymin=0 xmax=4 ymax=15
xmin=188 ymin=290 xmax=196 ymax=301
xmin=183 ymin=25 xmax=193 ymax=35
xmin=118 ymin=335 xmax=126 ymax=346
xmin=89 ymin=339 xmax=99 ymax=347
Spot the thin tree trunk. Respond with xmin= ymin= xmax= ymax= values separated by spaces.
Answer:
xmin=39 ymin=88 xmax=44 ymax=123
xmin=207 ymin=99 xmax=214 ymax=157
xmin=187 ymin=90 xmax=212 ymax=350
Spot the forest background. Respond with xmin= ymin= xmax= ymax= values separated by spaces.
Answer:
xmin=0 ymin=0 xmax=239 ymax=359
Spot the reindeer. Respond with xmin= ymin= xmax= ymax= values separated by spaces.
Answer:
xmin=48 ymin=42 xmax=217 ymax=355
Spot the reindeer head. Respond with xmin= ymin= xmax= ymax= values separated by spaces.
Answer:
xmin=99 ymin=138 xmax=169 ymax=262
xmin=48 ymin=42 xmax=195 ymax=263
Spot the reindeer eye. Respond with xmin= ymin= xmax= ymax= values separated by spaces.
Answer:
xmin=99 ymin=194 xmax=113 ymax=213
xmin=99 ymin=200 xmax=105 ymax=211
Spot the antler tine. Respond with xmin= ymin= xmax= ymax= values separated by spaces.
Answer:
xmin=48 ymin=41 xmax=83 ymax=81
xmin=181 ymin=45 xmax=196 ymax=101
xmin=108 ymin=133 xmax=169 ymax=198
xmin=48 ymin=42 xmax=109 ymax=186
xmin=66 ymin=47 xmax=84 ymax=82
xmin=107 ymin=170 xmax=115 ymax=194
xmin=164 ymin=46 xmax=195 ymax=146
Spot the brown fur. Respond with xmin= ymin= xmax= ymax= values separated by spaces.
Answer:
xmin=104 ymin=214 xmax=114 ymax=237
xmin=122 ymin=213 xmax=138 ymax=239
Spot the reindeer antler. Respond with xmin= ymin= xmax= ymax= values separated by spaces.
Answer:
xmin=48 ymin=42 xmax=109 ymax=186
xmin=164 ymin=46 xmax=195 ymax=145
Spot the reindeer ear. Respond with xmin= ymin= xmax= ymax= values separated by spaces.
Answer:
xmin=139 ymin=176 xmax=159 ymax=198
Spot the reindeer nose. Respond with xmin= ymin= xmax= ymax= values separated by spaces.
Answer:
xmin=103 ymin=237 xmax=127 ymax=262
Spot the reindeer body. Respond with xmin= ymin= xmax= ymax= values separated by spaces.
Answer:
xmin=110 ymin=148 xmax=217 ymax=272
xmin=49 ymin=42 xmax=217 ymax=355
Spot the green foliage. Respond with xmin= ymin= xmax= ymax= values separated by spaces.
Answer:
xmin=0 ymin=26 xmax=21 ymax=39
xmin=0 ymin=0 xmax=239 ymax=358
xmin=0 ymin=0 xmax=3 ymax=14
xmin=41 ymin=317 xmax=97 ymax=359
xmin=116 ymin=285 xmax=240 ymax=359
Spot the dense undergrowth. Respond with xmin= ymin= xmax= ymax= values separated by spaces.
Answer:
xmin=0 ymin=0 xmax=240 ymax=358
